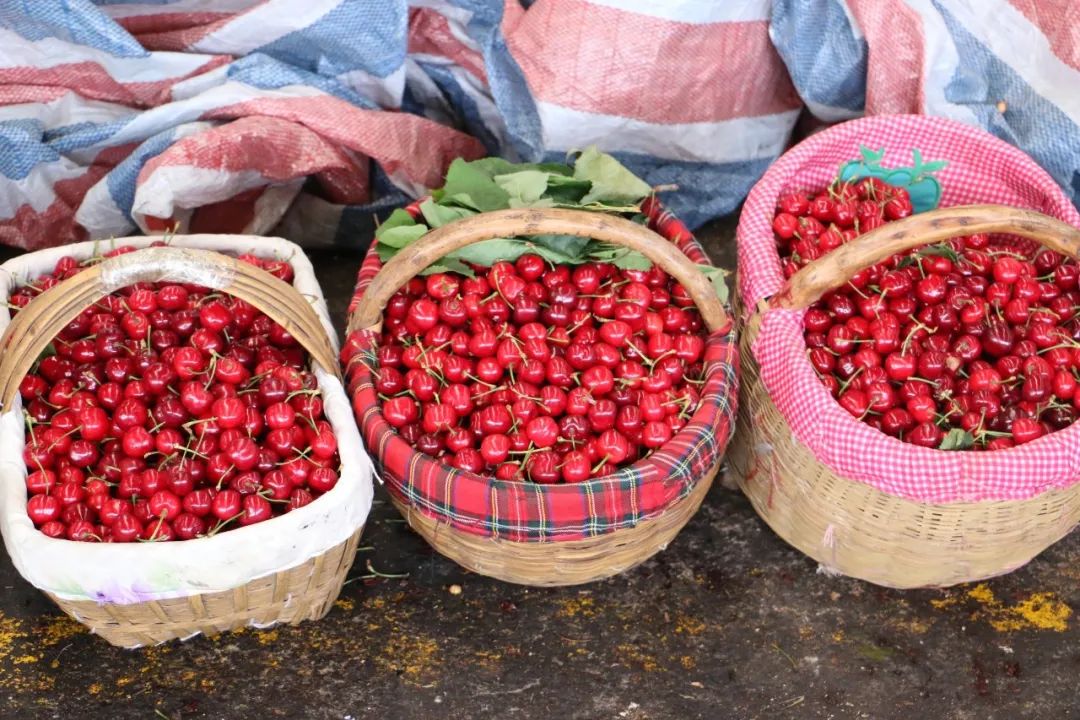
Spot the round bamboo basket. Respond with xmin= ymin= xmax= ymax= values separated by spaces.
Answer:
xmin=0 ymin=245 xmax=362 ymax=647
xmin=730 ymin=205 xmax=1080 ymax=588
xmin=348 ymin=208 xmax=732 ymax=586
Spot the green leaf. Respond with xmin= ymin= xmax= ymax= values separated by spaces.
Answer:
xmin=532 ymin=162 xmax=575 ymax=176
xmin=446 ymin=238 xmax=535 ymax=267
xmin=544 ymin=173 xmax=592 ymax=204
xmin=609 ymin=251 xmax=653 ymax=270
xmin=376 ymin=223 xmax=428 ymax=249
xmin=376 ymin=242 xmax=398 ymax=262
xmin=532 ymin=233 xmax=592 ymax=259
xmin=938 ymin=428 xmax=975 ymax=451
xmin=543 ymin=183 xmax=590 ymax=205
xmin=546 ymin=174 xmax=591 ymax=188
xmin=573 ymin=147 xmax=652 ymax=205
xmin=445 ymin=237 xmax=589 ymax=267
xmin=441 ymin=193 xmax=483 ymax=211
xmin=375 ymin=208 xmax=428 ymax=249
xmin=509 ymin=197 xmax=556 ymax=209
xmin=468 ymin=157 xmax=577 ymax=178
xmin=494 ymin=170 xmax=551 ymax=206
xmin=418 ymin=257 xmax=475 ymax=278
xmin=585 ymin=242 xmax=626 ymax=258
xmin=697 ymin=264 xmax=731 ymax=304
xmin=586 ymin=244 xmax=653 ymax=270
xmin=419 ymin=198 xmax=475 ymax=228
xmin=441 ymin=158 xmax=510 ymax=211
xmin=375 ymin=208 xmax=417 ymax=236
xmin=528 ymin=245 xmax=581 ymax=265
xmin=465 ymin=157 xmax=524 ymax=178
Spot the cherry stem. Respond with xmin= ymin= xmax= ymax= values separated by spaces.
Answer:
xmin=207 ymin=511 xmax=243 ymax=536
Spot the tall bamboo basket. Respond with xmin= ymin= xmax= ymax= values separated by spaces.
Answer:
xmin=730 ymin=205 xmax=1080 ymax=588
xmin=0 ymin=241 xmax=365 ymax=646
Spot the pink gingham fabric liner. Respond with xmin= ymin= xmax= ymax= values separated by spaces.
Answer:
xmin=738 ymin=114 xmax=1080 ymax=504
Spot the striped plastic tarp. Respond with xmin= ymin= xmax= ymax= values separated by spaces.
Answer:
xmin=0 ymin=1 xmax=483 ymax=249
xmin=411 ymin=0 xmax=803 ymax=229
xmin=770 ymin=0 xmax=1080 ymax=206
xmin=1 ymin=1 xmax=1078 ymax=251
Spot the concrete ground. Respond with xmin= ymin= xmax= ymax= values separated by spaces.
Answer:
xmin=2 ymin=219 xmax=1079 ymax=720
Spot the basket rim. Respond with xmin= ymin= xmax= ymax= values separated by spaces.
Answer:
xmin=346 ymin=198 xmax=737 ymax=538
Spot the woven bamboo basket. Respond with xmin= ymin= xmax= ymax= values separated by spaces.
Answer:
xmin=0 ymin=237 xmax=370 ymax=647
xmin=729 ymin=205 xmax=1080 ymax=588
xmin=346 ymin=207 xmax=736 ymax=586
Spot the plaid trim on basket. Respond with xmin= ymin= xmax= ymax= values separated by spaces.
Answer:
xmin=345 ymin=199 xmax=737 ymax=541
xmin=737 ymin=114 xmax=1080 ymax=504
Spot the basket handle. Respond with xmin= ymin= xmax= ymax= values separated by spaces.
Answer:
xmin=0 ymin=246 xmax=341 ymax=412
xmin=347 ymin=207 xmax=729 ymax=334
xmin=771 ymin=204 xmax=1080 ymax=310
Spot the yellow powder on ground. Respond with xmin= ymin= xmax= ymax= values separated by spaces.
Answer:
xmin=886 ymin=617 xmax=932 ymax=635
xmin=615 ymin=643 xmax=661 ymax=673
xmin=556 ymin=596 xmax=597 ymax=618
xmin=930 ymin=596 xmax=960 ymax=610
xmin=256 ymin=629 xmax=279 ymax=645
xmin=0 ymin=613 xmax=27 ymax=664
xmin=377 ymin=633 xmax=441 ymax=684
xmin=38 ymin=616 xmax=85 ymax=646
xmin=473 ymin=650 xmax=502 ymax=669
xmin=964 ymin=584 xmax=1071 ymax=632
xmin=674 ymin=614 xmax=706 ymax=636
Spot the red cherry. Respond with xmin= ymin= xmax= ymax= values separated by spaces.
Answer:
xmin=480 ymin=435 xmax=510 ymax=465
xmin=27 ymin=494 xmax=62 ymax=525
xmin=148 ymin=490 xmax=182 ymax=521
xmin=1011 ymin=417 xmax=1045 ymax=445
xmin=308 ymin=467 xmax=338 ymax=493
xmin=211 ymin=489 xmax=242 ymax=520
xmin=239 ymin=494 xmax=272 ymax=525
xmin=907 ymin=422 xmax=943 ymax=448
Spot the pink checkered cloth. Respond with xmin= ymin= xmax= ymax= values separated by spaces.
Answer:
xmin=738 ymin=114 xmax=1080 ymax=504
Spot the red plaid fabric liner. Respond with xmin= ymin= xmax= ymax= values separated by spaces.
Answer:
xmin=738 ymin=114 xmax=1080 ymax=504
xmin=345 ymin=198 xmax=737 ymax=541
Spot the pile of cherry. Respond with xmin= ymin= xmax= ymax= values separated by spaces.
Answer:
xmin=369 ymin=255 xmax=708 ymax=483
xmin=775 ymin=177 xmax=1080 ymax=450
xmin=17 ymin=246 xmax=340 ymax=542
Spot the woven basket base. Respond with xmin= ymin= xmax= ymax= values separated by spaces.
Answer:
xmin=48 ymin=528 xmax=363 ymax=648
xmin=390 ymin=465 xmax=718 ymax=586
xmin=730 ymin=314 xmax=1080 ymax=588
